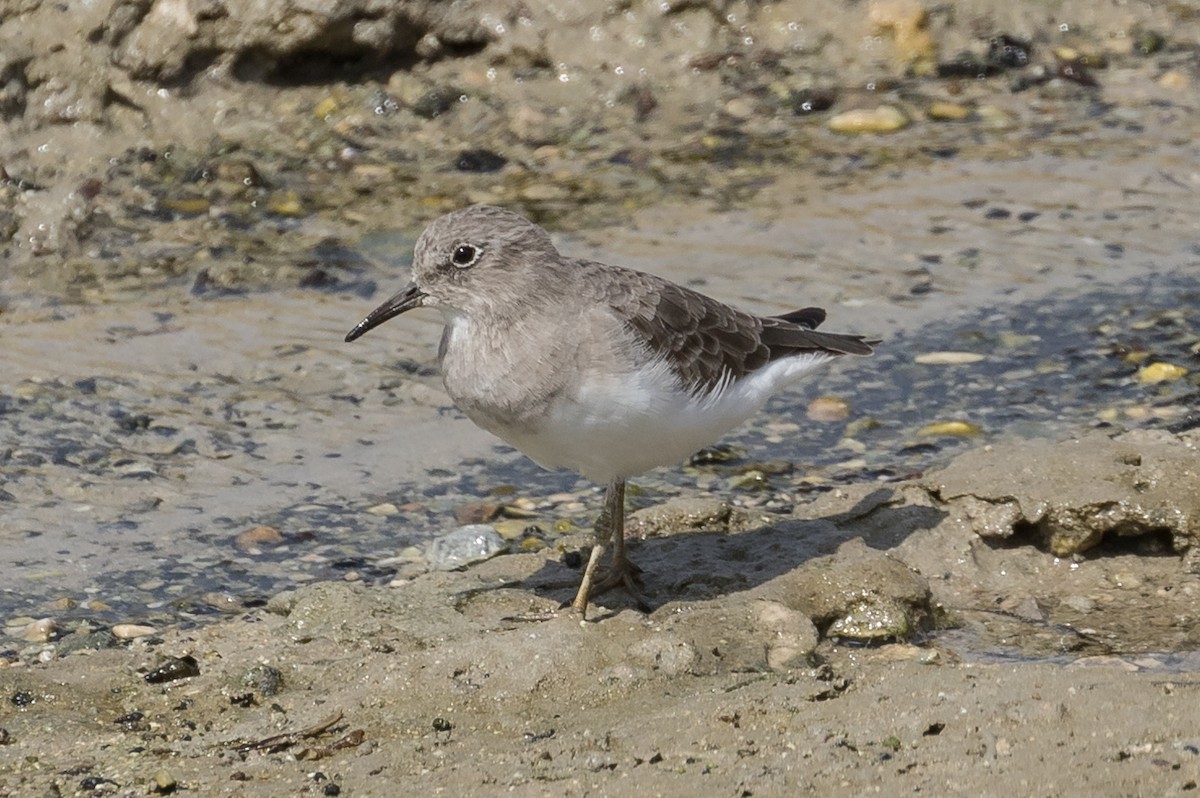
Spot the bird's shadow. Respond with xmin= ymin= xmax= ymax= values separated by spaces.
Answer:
xmin=514 ymin=486 xmax=947 ymax=616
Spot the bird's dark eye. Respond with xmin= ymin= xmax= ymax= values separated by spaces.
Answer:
xmin=451 ymin=244 xmax=479 ymax=268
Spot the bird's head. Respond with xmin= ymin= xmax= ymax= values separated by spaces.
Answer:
xmin=345 ymin=205 xmax=559 ymax=342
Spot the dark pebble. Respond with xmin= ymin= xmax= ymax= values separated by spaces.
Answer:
xmin=791 ymin=88 xmax=836 ymax=115
xmin=114 ymin=711 xmax=147 ymax=732
xmin=1057 ymin=59 xmax=1099 ymax=88
xmin=10 ymin=691 xmax=35 ymax=708
xmin=455 ymin=149 xmax=507 ymax=173
xmin=241 ymin=663 xmax=284 ymax=697
xmin=1134 ymin=30 xmax=1165 ymax=56
xmin=145 ymin=655 xmax=201 ymax=684
xmin=230 ymin=692 xmax=256 ymax=708
xmin=936 ymin=56 xmax=1003 ymax=79
xmin=988 ymin=34 xmax=1032 ymax=68
xmin=411 ymin=88 xmax=459 ymax=119
xmin=81 ymin=776 xmax=118 ymax=790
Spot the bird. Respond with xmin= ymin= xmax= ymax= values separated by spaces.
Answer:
xmin=345 ymin=205 xmax=876 ymax=618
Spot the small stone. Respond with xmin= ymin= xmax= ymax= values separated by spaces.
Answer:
xmin=1133 ymin=30 xmax=1166 ymax=56
xmin=160 ymin=197 xmax=210 ymax=215
xmin=807 ymin=396 xmax=851 ymax=422
xmin=844 ymin=417 xmax=882 ymax=437
xmin=58 ymin=630 xmax=118 ymax=656
xmin=112 ymin=624 xmax=157 ymax=640
xmin=927 ymin=102 xmax=970 ymax=121
xmin=1062 ymin=595 xmax=1095 ymax=614
xmin=427 ymin=525 xmax=506 ymax=571
xmin=366 ymin=503 xmax=399 ymax=516
xmin=313 ymin=95 xmax=340 ymax=119
xmin=914 ymin=351 xmax=985 ymax=365
xmin=455 ymin=149 xmax=507 ymax=173
xmin=267 ymin=191 xmax=305 ymax=217
xmin=755 ymin=601 xmax=819 ymax=670
xmin=918 ymin=421 xmax=982 ymax=437
xmin=723 ymin=97 xmax=754 ymax=120
xmin=492 ymin=519 xmax=534 ymax=540
xmin=410 ymin=86 xmax=459 ymax=119
xmin=829 ymin=599 xmax=914 ymax=640
xmin=519 ymin=183 xmax=568 ymax=202
xmin=19 ymin=618 xmax=56 ymax=643
xmin=976 ymin=105 xmax=1017 ymax=130
xmin=828 ymin=105 xmax=909 ymax=134
xmin=241 ymin=664 xmax=284 ymax=697
xmin=1136 ymin=362 xmax=1187 ymax=384
xmin=1158 ymin=70 xmax=1189 ymax=91
xmin=454 ymin=501 xmax=503 ymax=525
xmin=868 ymin=0 xmax=938 ymax=72
xmin=145 ymin=655 xmax=201 ymax=684
xmin=152 ymin=769 xmax=177 ymax=794
xmin=235 ymin=525 xmax=284 ymax=552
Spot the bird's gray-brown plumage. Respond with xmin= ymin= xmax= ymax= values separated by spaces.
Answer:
xmin=577 ymin=261 xmax=875 ymax=397
xmin=345 ymin=204 xmax=878 ymax=619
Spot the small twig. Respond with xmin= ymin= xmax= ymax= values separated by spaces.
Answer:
xmin=235 ymin=710 xmax=345 ymax=754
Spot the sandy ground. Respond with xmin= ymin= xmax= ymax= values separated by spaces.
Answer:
xmin=2 ymin=0 xmax=1200 ymax=796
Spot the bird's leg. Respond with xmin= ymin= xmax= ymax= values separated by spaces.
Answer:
xmin=570 ymin=478 xmax=620 ymax=617
xmin=570 ymin=478 xmax=646 ymax=618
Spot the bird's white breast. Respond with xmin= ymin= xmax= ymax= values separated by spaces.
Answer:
xmin=503 ymin=351 xmax=834 ymax=482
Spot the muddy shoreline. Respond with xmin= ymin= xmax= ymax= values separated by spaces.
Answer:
xmin=3 ymin=0 xmax=1200 ymax=795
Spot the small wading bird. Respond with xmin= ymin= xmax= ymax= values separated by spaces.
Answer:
xmin=346 ymin=205 xmax=877 ymax=618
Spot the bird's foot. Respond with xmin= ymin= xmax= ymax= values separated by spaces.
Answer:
xmin=587 ymin=555 xmax=649 ymax=613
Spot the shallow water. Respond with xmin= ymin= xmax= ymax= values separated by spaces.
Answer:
xmin=1 ymin=153 xmax=1197 ymax=642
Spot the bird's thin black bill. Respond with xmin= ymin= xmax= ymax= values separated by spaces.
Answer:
xmin=345 ymin=283 xmax=426 ymax=342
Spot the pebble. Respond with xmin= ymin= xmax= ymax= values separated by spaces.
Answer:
xmin=18 ymin=618 xmax=57 ymax=643
xmin=1158 ymin=70 xmax=1189 ymax=91
xmin=976 ymin=104 xmax=1017 ymax=130
xmin=491 ymin=519 xmax=534 ymax=540
xmin=868 ymin=0 xmax=937 ymax=71
xmin=918 ymin=421 xmax=983 ymax=437
xmin=144 ymin=655 xmax=201 ymax=684
xmin=57 ymin=629 xmax=118 ymax=656
xmin=755 ymin=601 xmax=819 ymax=671
xmin=828 ymin=105 xmax=909 ymax=134
xmin=807 ymin=396 xmax=851 ymax=422
xmin=915 ymin=351 xmax=985 ymax=365
xmin=242 ymin=664 xmax=284 ymax=696
xmin=723 ymin=98 xmax=754 ymax=120
xmin=927 ymin=102 xmax=970 ymax=121
xmin=1136 ymin=362 xmax=1187 ymax=384
xmin=519 ymin=183 xmax=568 ymax=201
xmin=112 ymin=624 xmax=157 ymax=640
xmin=1062 ymin=595 xmax=1096 ymax=614
xmin=267 ymin=192 xmax=305 ymax=217
xmin=235 ymin=525 xmax=285 ymax=552
xmin=152 ymin=769 xmax=177 ymax=794
xmin=366 ymin=502 xmax=400 ymax=516
xmin=313 ymin=95 xmax=340 ymax=119
xmin=426 ymin=524 xmax=507 ymax=571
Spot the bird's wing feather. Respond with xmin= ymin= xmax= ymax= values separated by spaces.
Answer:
xmin=578 ymin=260 xmax=875 ymax=394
